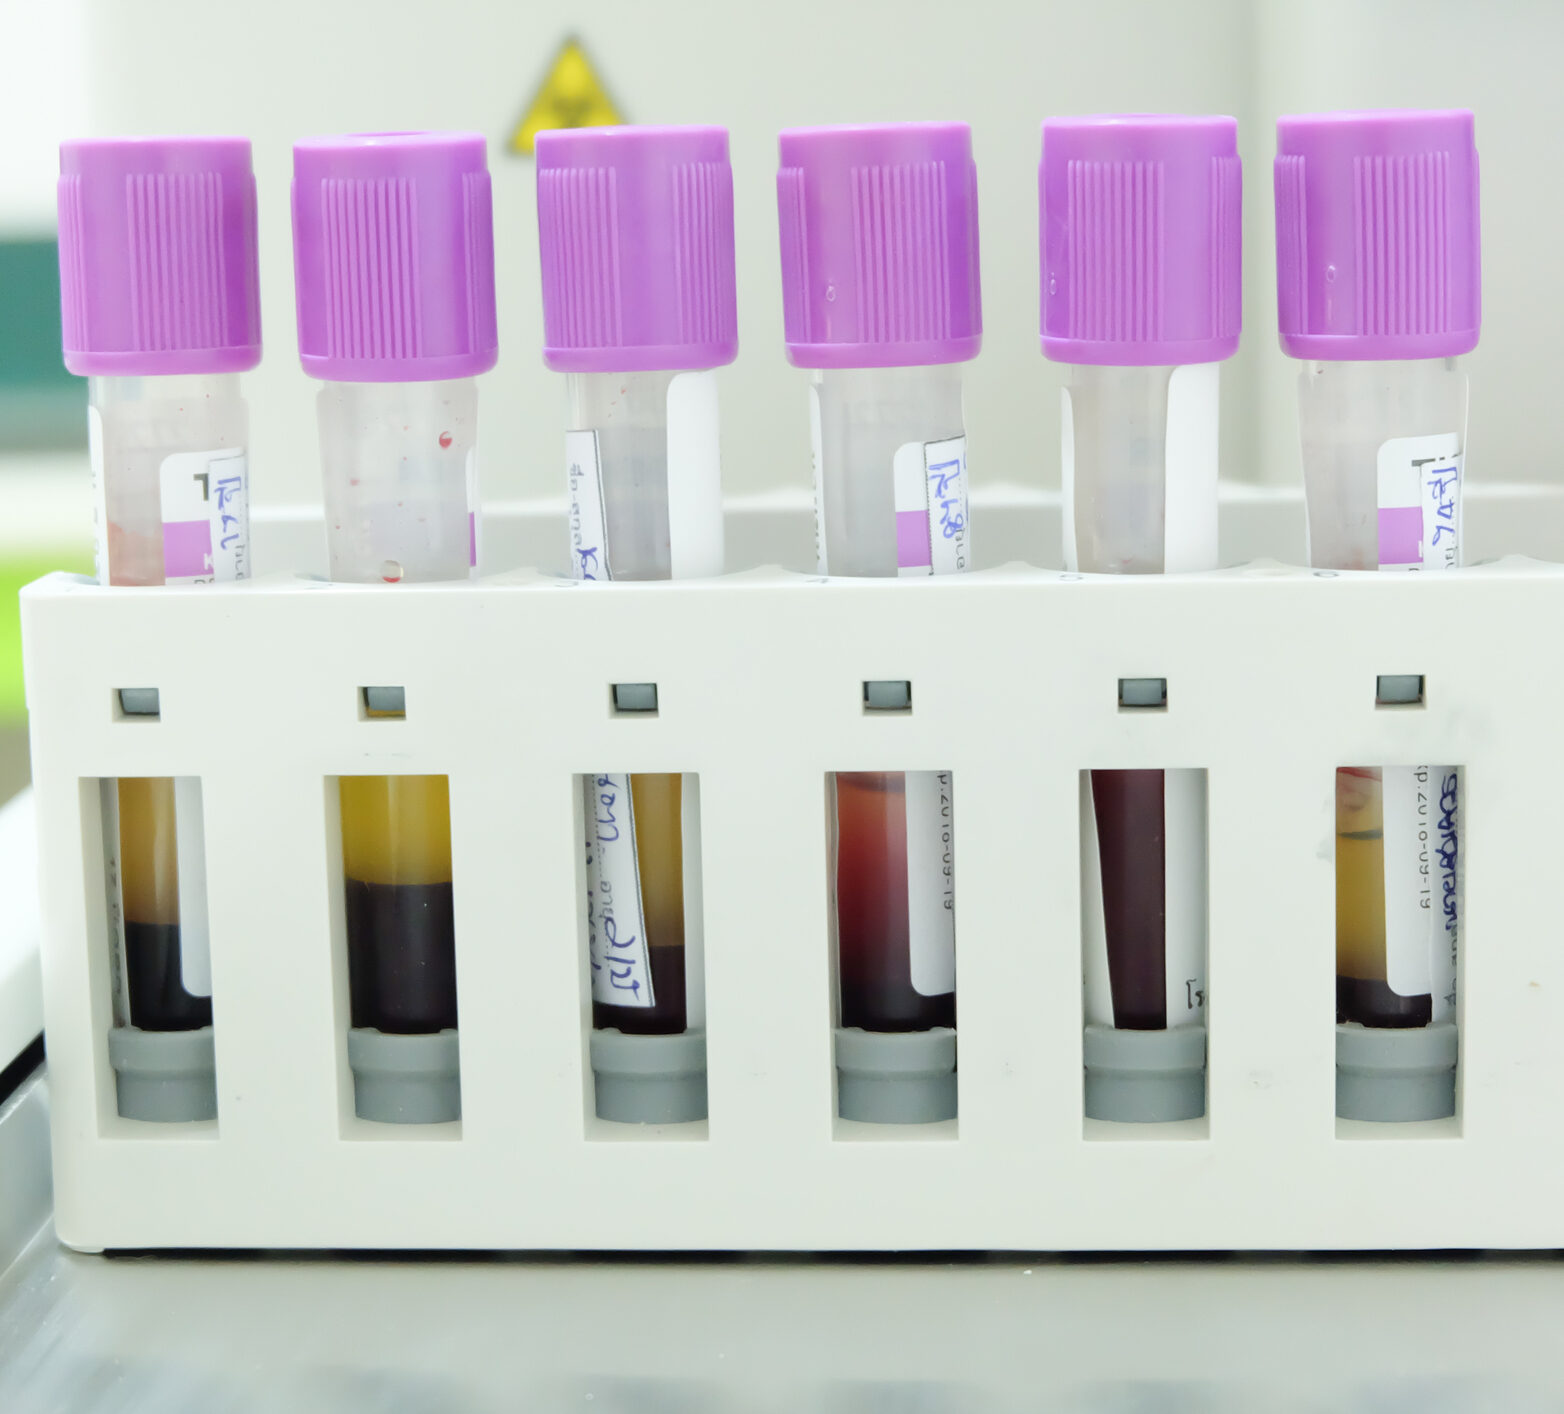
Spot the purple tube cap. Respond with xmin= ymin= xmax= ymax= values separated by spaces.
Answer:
xmin=777 ymin=123 xmax=982 ymax=369
xmin=1275 ymin=110 xmax=1480 ymax=361
xmin=292 ymin=132 xmax=498 ymax=383
xmin=536 ymin=125 xmax=738 ymax=374
xmin=58 ymin=136 xmax=262 ymax=377
xmin=1040 ymin=114 xmax=1241 ymax=367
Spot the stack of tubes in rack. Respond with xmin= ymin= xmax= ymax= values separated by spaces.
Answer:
xmin=56 ymin=106 xmax=1477 ymax=1128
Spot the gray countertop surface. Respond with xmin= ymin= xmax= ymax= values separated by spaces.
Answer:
xmin=1 ymin=1069 xmax=1561 ymax=1413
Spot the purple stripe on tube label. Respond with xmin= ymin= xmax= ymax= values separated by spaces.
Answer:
xmin=1377 ymin=506 xmax=1422 ymax=567
xmin=163 ymin=519 xmax=214 ymax=579
xmin=896 ymin=508 xmax=931 ymax=569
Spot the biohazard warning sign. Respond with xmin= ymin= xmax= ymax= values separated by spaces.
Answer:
xmin=508 ymin=37 xmax=623 ymax=156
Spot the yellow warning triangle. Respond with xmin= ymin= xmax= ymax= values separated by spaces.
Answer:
xmin=509 ymin=38 xmax=624 ymax=156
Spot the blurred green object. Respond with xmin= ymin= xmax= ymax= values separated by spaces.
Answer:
xmin=0 ymin=548 xmax=92 ymax=795
xmin=0 ymin=239 xmax=85 ymax=451
xmin=0 ymin=554 xmax=91 ymax=722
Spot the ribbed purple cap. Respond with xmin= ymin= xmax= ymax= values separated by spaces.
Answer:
xmin=1275 ymin=110 xmax=1480 ymax=361
xmin=1040 ymin=115 xmax=1241 ymax=366
xmin=292 ymin=132 xmax=498 ymax=383
xmin=536 ymin=126 xmax=737 ymax=373
xmin=57 ymin=137 xmax=261 ymax=377
xmin=777 ymin=123 xmax=982 ymax=369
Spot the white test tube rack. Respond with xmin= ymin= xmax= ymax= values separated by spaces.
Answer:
xmin=23 ymin=482 xmax=1564 ymax=1253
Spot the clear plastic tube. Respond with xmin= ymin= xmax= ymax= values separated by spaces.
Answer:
xmin=320 ymin=379 xmax=478 ymax=1040
xmin=1298 ymin=359 xmax=1467 ymax=571
xmin=90 ymin=373 xmax=248 ymax=1033
xmin=1066 ymin=365 xmax=1174 ymax=575
xmin=834 ymin=771 xmax=956 ymax=1032
xmin=813 ymin=365 xmax=965 ymax=577
xmin=89 ymin=373 xmax=248 ymax=588
xmin=1298 ymin=358 xmax=1467 ymax=1029
xmin=814 ymin=363 xmax=966 ymax=1035
xmin=1068 ymin=364 xmax=1213 ymax=1036
xmin=341 ymin=775 xmax=456 ymax=1034
xmin=114 ymin=776 xmax=209 ymax=1032
xmin=318 ymin=379 xmax=477 ymax=584
xmin=567 ymin=369 xmax=719 ymax=1035
xmin=567 ymin=370 xmax=676 ymax=581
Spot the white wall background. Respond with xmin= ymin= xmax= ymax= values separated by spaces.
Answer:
xmin=62 ymin=0 xmax=1255 ymax=508
xmin=1251 ymin=0 xmax=1564 ymax=489
xmin=4 ymin=0 xmax=1559 ymax=507
xmin=0 ymin=0 xmax=84 ymax=238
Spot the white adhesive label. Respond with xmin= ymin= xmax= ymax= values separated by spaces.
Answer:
xmin=1162 ymin=363 xmax=1220 ymax=573
xmin=584 ymin=773 xmax=655 ymax=1009
xmin=1157 ymin=367 xmax=1213 ymax=1013
xmin=102 ymin=779 xmax=129 ymax=1027
xmin=905 ymin=770 xmax=957 ymax=997
xmin=1060 ymin=388 xmax=1078 ymax=572
xmin=1383 ymin=766 xmax=1430 ymax=997
xmin=1380 ymin=764 xmax=1459 ymax=1015
xmin=174 ymin=777 xmax=211 ymax=997
xmin=1072 ymin=367 xmax=1214 ymax=1031
xmin=892 ymin=436 xmax=969 ymax=577
xmin=568 ymin=421 xmax=664 ymax=1011
xmin=1163 ymin=768 xmax=1207 ymax=1024
xmin=89 ymin=406 xmax=109 ymax=585
xmin=466 ymin=446 xmax=479 ymax=574
xmin=158 ymin=449 xmax=249 ymax=584
xmin=1430 ymin=769 xmax=1459 ymax=1019
xmin=666 ymin=371 xmax=724 ymax=579
xmin=810 ymin=384 xmax=828 ymax=574
xmin=1079 ymin=774 xmax=1112 ymax=1026
xmin=566 ymin=429 xmax=610 ymax=581
xmin=1376 ymin=431 xmax=1461 ymax=1014
xmin=680 ymin=774 xmax=705 ymax=1029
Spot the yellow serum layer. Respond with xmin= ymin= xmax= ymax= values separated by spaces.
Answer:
xmin=118 ymin=776 xmax=179 ymax=926
xmin=340 ymin=775 xmax=452 ymax=887
xmin=1335 ymin=768 xmax=1387 ymax=983
xmin=629 ymin=773 xmax=685 ymax=950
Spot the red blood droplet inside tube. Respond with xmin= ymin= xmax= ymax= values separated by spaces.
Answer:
xmin=438 ymin=431 xmax=453 ymax=449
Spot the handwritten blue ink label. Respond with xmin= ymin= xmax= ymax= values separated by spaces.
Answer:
xmin=1375 ymin=433 xmax=1461 ymax=572
xmin=1374 ymin=432 xmax=1460 ymax=1018
xmin=892 ymin=436 xmax=969 ymax=578
xmin=1436 ymin=769 xmax=1460 ymax=1017
xmin=158 ymin=449 xmax=249 ymax=584
xmin=583 ymin=772 xmax=655 ymax=1009
xmin=569 ymin=440 xmax=659 ymax=1009
xmin=1381 ymin=763 xmax=1458 ymax=1018
xmin=566 ymin=429 xmax=611 ymax=582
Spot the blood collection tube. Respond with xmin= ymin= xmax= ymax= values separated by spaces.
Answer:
xmin=777 ymin=123 xmax=980 ymax=1123
xmin=293 ymin=132 xmax=497 ymax=1123
xmin=58 ymin=137 xmax=261 ymax=1122
xmin=1275 ymin=110 xmax=1478 ymax=1121
xmin=535 ymin=125 xmax=735 ymax=1125
xmin=1040 ymin=115 xmax=1241 ymax=1123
